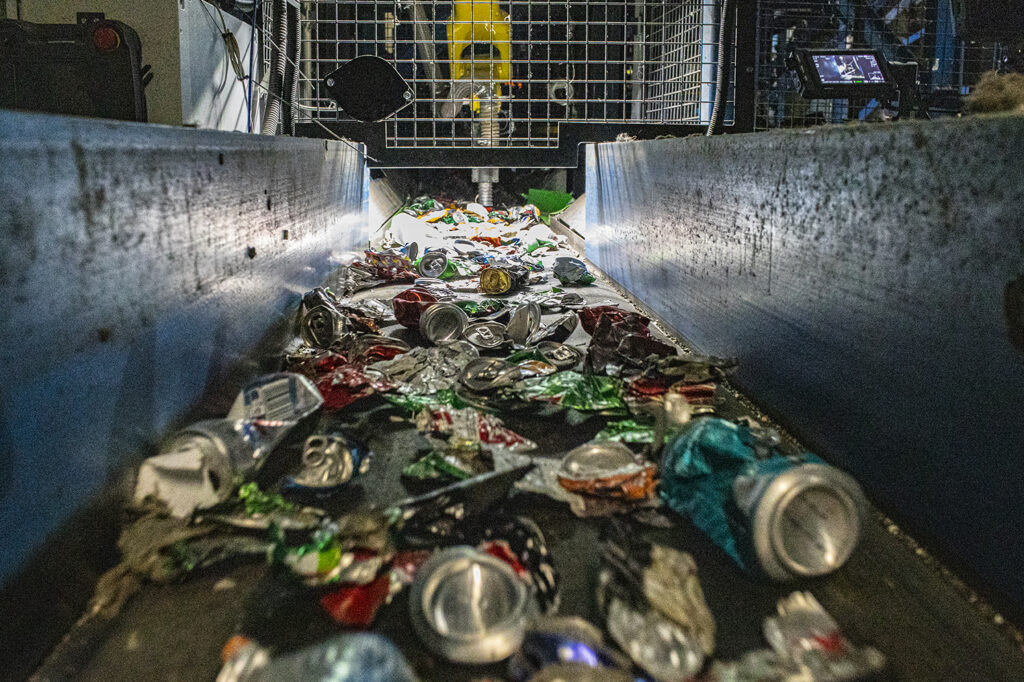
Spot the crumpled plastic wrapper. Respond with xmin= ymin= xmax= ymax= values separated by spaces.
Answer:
xmin=369 ymin=341 xmax=479 ymax=394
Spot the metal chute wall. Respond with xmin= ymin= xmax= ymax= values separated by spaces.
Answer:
xmin=584 ymin=116 xmax=1024 ymax=618
xmin=0 ymin=111 xmax=369 ymax=640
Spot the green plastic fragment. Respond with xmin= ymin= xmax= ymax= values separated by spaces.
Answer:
xmin=523 ymin=188 xmax=574 ymax=215
xmin=402 ymin=450 xmax=472 ymax=481
xmin=594 ymin=418 xmax=666 ymax=444
xmin=526 ymin=239 xmax=556 ymax=255
xmin=238 ymin=482 xmax=295 ymax=515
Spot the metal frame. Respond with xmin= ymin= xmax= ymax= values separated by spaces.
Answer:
xmin=294 ymin=0 xmax=757 ymax=167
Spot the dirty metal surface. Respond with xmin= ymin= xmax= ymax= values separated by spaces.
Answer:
xmin=0 ymin=110 xmax=371 ymax=675
xmin=584 ymin=115 xmax=1024 ymax=619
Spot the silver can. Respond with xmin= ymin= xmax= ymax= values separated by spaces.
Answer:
xmin=419 ymin=302 xmax=470 ymax=345
xmin=418 ymin=251 xmax=450 ymax=278
xmin=506 ymin=302 xmax=543 ymax=346
xmin=463 ymin=321 xmax=508 ymax=349
xmin=732 ymin=461 xmax=866 ymax=581
xmin=409 ymin=546 xmax=533 ymax=663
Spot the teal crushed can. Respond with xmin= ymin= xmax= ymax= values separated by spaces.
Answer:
xmin=660 ymin=416 xmax=865 ymax=581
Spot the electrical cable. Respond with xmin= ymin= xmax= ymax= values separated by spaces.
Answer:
xmin=707 ymin=0 xmax=734 ymax=136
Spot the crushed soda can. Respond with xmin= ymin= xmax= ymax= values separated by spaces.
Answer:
xmin=461 ymin=357 xmax=521 ymax=392
xmin=579 ymin=306 xmax=650 ymax=336
xmin=463 ymin=321 xmax=509 ymax=349
xmin=283 ymin=433 xmax=372 ymax=492
xmin=319 ymin=572 xmax=393 ymax=627
xmin=507 ymin=302 xmax=543 ymax=345
xmin=402 ymin=449 xmax=481 ymax=481
xmin=217 ymin=633 xmax=417 ymax=682
xmin=315 ymin=363 xmax=393 ymax=411
xmin=661 ymin=417 xmax=866 ymax=580
xmin=392 ymin=286 xmax=439 ymax=328
xmin=648 ymin=353 xmax=739 ymax=384
xmin=601 ymin=521 xmax=716 ymax=656
xmin=272 ymin=512 xmax=391 ymax=586
xmin=363 ymin=248 xmax=416 ymax=281
xmin=481 ymin=265 xmax=527 ymax=295
xmin=552 ymin=257 xmax=596 ymax=286
xmin=417 ymin=406 xmax=537 ymax=452
xmin=343 ymin=334 xmax=411 ymax=366
xmin=557 ymin=441 xmax=657 ymax=502
xmin=455 ymin=298 xmax=508 ymax=317
xmin=527 ymin=312 xmax=579 ymax=345
xmin=508 ymin=617 xmax=633 ymax=681
xmin=517 ymin=371 xmax=626 ymax=413
xmin=417 ymin=250 xmax=451 ymax=278
xmin=388 ymin=465 xmax=534 ymax=545
xmin=705 ymin=593 xmax=886 ymax=682
xmin=370 ymin=341 xmax=479 ymax=394
xmin=420 ymin=302 xmax=471 ymax=345
xmin=409 ymin=546 xmax=534 ymax=663
xmin=134 ymin=373 xmax=323 ymax=518
xmin=537 ymin=341 xmax=583 ymax=370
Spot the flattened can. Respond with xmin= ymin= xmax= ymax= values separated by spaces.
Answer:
xmin=463 ymin=321 xmax=508 ymax=349
xmin=480 ymin=266 xmax=527 ymax=296
xmin=537 ymin=341 xmax=583 ymax=370
xmin=392 ymin=287 xmax=439 ymax=329
xmin=420 ymin=302 xmax=470 ymax=345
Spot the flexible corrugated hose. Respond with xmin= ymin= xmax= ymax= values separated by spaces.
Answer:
xmin=707 ymin=0 xmax=734 ymax=136
xmin=261 ymin=0 xmax=288 ymax=135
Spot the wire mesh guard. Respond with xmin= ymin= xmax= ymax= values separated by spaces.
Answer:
xmin=296 ymin=0 xmax=735 ymax=149
xmin=753 ymin=0 xmax=1008 ymax=129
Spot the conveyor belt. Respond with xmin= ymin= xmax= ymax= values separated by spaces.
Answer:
xmin=40 ymin=215 xmax=1024 ymax=682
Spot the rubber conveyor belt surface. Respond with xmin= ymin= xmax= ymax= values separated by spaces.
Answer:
xmin=45 ymin=200 xmax=1024 ymax=682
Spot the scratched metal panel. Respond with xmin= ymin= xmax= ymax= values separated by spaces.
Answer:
xmin=585 ymin=117 xmax=1024 ymax=616
xmin=0 ymin=111 xmax=370 ymax=584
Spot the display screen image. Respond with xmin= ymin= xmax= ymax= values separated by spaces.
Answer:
xmin=811 ymin=54 xmax=886 ymax=85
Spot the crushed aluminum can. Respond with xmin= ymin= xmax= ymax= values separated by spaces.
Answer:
xmin=409 ymin=546 xmax=534 ymax=663
xmin=461 ymin=357 xmax=521 ymax=392
xmin=342 ymin=334 xmax=410 ymax=365
xmin=370 ymin=341 xmax=479 ymax=394
xmin=455 ymin=298 xmax=507 ymax=318
xmin=135 ymin=374 xmax=323 ymax=518
xmin=660 ymin=417 xmax=866 ymax=581
xmin=392 ymin=287 xmax=440 ymax=329
xmin=300 ymin=304 xmax=347 ymax=349
xmin=526 ymin=312 xmax=579 ymax=345
xmin=481 ymin=265 xmax=527 ymax=296
xmin=579 ymin=306 xmax=650 ymax=336
xmin=760 ymin=591 xmax=887 ymax=681
xmin=508 ymin=617 xmax=632 ymax=682
xmin=463 ymin=321 xmax=509 ymax=350
xmin=217 ymin=633 xmax=417 ymax=682
xmin=507 ymin=302 xmax=543 ymax=345
xmin=284 ymin=433 xmax=372 ymax=491
xmin=557 ymin=441 xmax=658 ymax=502
xmin=537 ymin=341 xmax=583 ymax=370
xmin=319 ymin=572 xmax=392 ymax=627
xmin=599 ymin=584 xmax=705 ymax=682
xmin=601 ymin=522 xmax=716 ymax=656
xmin=552 ymin=256 xmax=596 ymax=286
xmin=315 ymin=363 xmax=393 ymax=411
xmin=515 ymin=360 xmax=557 ymax=379
xmin=420 ymin=302 xmax=470 ymax=345
xmin=617 ymin=334 xmax=677 ymax=362
xmin=417 ymin=250 xmax=450 ymax=278
xmin=388 ymin=465 xmax=534 ymax=545
xmin=417 ymin=406 xmax=537 ymax=452
xmin=517 ymin=371 xmax=626 ymax=413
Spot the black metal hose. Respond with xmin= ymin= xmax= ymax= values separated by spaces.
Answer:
xmin=282 ymin=2 xmax=300 ymax=135
xmin=707 ymin=0 xmax=734 ymax=136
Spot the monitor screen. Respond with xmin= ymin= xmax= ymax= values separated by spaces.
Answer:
xmin=811 ymin=53 xmax=886 ymax=85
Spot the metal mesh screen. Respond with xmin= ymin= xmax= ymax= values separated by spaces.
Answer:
xmin=753 ymin=0 xmax=1012 ymax=129
xmin=297 ymin=0 xmax=734 ymax=149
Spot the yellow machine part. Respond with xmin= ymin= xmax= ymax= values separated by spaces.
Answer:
xmin=447 ymin=0 xmax=511 ymax=85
